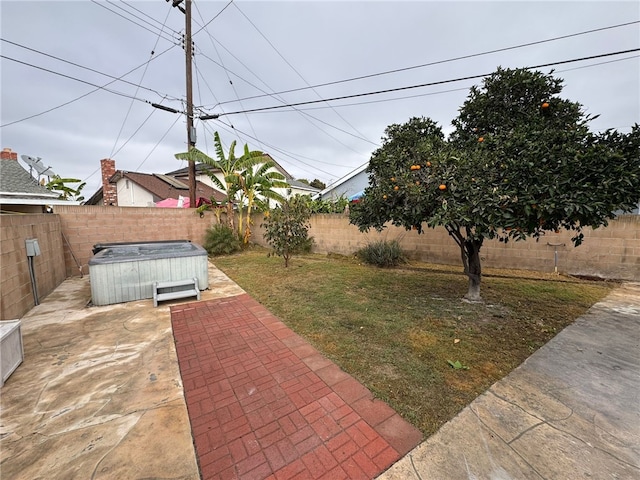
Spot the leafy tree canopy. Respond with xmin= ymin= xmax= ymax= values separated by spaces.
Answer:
xmin=351 ymin=67 xmax=640 ymax=301
xmin=46 ymin=175 xmax=85 ymax=202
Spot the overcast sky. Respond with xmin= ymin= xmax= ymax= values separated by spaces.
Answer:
xmin=1 ymin=1 xmax=638 ymax=198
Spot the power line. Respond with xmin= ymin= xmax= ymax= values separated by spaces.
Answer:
xmin=247 ymin=55 xmax=639 ymax=114
xmin=0 ymin=44 xmax=178 ymax=128
xmin=214 ymin=19 xmax=640 ymax=107
xmin=110 ymin=6 xmax=175 ymax=158
xmin=90 ymin=0 xmax=178 ymax=44
xmin=207 ymin=48 xmax=640 ymax=117
xmin=0 ymin=55 xmax=153 ymax=104
xmin=121 ymin=0 xmax=179 ymax=33
xmin=136 ymin=115 xmax=183 ymax=171
xmin=232 ymin=2 xmax=373 ymax=146
xmin=0 ymin=38 xmax=181 ymax=102
xmin=192 ymin=0 xmax=235 ymax=36
xmin=192 ymin=10 xmax=376 ymax=154
xmin=193 ymin=1 xmax=263 ymax=151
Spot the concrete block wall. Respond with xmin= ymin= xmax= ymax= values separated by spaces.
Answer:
xmin=53 ymin=205 xmax=215 ymax=277
xmin=252 ymin=213 xmax=639 ymax=280
xmin=0 ymin=214 xmax=66 ymax=320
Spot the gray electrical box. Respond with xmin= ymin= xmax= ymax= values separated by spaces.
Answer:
xmin=25 ymin=239 xmax=41 ymax=257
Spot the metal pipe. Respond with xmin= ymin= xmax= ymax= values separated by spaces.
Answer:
xmin=28 ymin=256 xmax=39 ymax=305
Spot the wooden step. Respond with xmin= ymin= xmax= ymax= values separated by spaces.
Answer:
xmin=153 ymin=277 xmax=200 ymax=307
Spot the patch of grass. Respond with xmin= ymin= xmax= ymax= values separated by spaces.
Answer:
xmin=213 ymin=247 xmax=614 ymax=436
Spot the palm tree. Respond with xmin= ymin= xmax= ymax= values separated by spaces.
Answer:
xmin=174 ymin=132 xmax=263 ymax=230
xmin=235 ymin=162 xmax=288 ymax=244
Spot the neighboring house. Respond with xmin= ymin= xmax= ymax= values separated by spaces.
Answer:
xmin=286 ymin=179 xmax=321 ymax=198
xmin=0 ymin=148 xmax=79 ymax=213
xmin=166 ymin=154 xmax=320 ymax=204
xmin=84 ymin=159 xmax=225 ymax=207
xmin=316 ymin=162 xmax=369 ymax=201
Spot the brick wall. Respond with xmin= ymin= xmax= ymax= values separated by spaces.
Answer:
xmin=53 ymin=205 xmax=215 ymax=277
xmin=0 ymin=214 xmax=66 ymax=320
xmin=251 ymin=213 xmax=639 ymax=280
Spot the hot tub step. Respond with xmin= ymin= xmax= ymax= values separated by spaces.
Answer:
xmin=153 ymin=278 xmax=200 ymax=307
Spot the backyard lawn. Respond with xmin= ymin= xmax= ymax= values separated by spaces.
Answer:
xmin=213 ymin=247 xmax=614 ymax=437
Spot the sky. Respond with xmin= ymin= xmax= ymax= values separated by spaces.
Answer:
xmin=1 ymin=1 xmax=639 ymax=199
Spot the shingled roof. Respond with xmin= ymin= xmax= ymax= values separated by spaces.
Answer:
xmin=0 ymin=148 xmax=77 ymax=206
xmin=108 ymin=171 xmax=226 ymax=203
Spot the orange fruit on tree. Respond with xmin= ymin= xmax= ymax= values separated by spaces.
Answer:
xmin=394 ymin=185 xmax=399 ymax=191
xmin=541 ymin=102 xmax=550 ymax=109
xmin=478 ymin=137 xmax=484 ymax=143
xmin=415 ymin=181 xmax=420 ymax=185
xmin=390 ymin=177 xmax=396 ymax=182
xmin=438 ymin=184 xmax=446 ymax=191
xmin=383 ymin=194 xmax=388 ymax=200
xmin=426 ymin=161 xmax=431 ymax=167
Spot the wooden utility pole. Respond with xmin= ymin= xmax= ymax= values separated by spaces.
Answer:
xmin=184 ymin=0 xmax=196 ymax=208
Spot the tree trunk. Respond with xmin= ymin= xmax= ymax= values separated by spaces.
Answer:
xmin=463 ymin=238 xmax=483 ymax=303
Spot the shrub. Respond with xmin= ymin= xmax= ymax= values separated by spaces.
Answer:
xmin=262 ymin=196 xmax=312 ymax=267
xmin=356 ymin=240 xmax=406 ymax=267
xmin=203 ymin=224 xmax=241 ymax=256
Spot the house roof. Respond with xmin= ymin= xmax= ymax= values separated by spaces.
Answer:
xmin=288 ymin=179 xmax=321 ymax=192
xmin=0 ymin=156 xmax=78 ymax=205
xmin=166 ymin=153 xmax=293 ymax=180
xmin=84 ymin=171 xmax=227 ymax=206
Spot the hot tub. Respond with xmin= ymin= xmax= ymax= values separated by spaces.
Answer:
xmin=88 ymin=241 xmax=208 ymax=306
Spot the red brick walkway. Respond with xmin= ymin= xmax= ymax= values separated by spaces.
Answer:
xmin=171 ymin=294 xmax=422 ymax=480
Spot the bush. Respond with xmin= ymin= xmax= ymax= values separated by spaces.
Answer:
xmin=203 ymin=224 xmax=241 ymax=256
xmin=356 ymin=240 xmax=406 ymax=267
xmin=262 ymin=196 xmax=312 ymax=267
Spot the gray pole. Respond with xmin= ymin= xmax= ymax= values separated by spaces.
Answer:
xmin=185 ymin=0 xmax=196 ymax=208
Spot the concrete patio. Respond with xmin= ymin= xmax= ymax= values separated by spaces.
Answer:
xmin=1 ymin=260 xmax=638 ymax=479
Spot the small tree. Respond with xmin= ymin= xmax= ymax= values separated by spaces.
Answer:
xmin=351 ymin=68 xmax=640 ymax=302
xmin=262 ymin=195 xmax=312 ymax=267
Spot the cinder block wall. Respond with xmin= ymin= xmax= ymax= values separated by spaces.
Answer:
xmin=252 ymin=213 xmax=639 ymax=280
xmin=0 ymin=214 xmax=66 ymax=320
xmin=53 ymin=205 xmax=215 ymax=277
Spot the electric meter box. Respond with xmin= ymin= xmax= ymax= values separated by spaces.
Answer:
xmin=25 ymin=239 xmax=41 ymax=257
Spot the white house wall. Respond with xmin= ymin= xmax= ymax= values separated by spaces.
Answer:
xmin=116 ymin=179 xmax=155 ymax=207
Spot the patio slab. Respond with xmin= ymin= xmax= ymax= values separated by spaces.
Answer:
xmin=0 ymin=261 xmax=244 ymax=479
xmin=171 ymin=294 xmax=422 ymax=480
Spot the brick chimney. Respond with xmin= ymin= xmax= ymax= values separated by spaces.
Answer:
xmin=100 ymin=158 xmax=118 ymax=206
xmin=1 ymin=148 xmax=18 ymax=160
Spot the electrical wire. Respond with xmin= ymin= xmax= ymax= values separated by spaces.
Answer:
xmin=192 ymin=0 xmax=235 ymax=37
xmin=110 ymin=6 xmax=174 ymax=157
xmin=0 ymin=38 xmax=180 ymax=100
xmin=216 ymin=20 xmax=640 ymax=106
xmin=231 ymin=2 xmax=373 ymax=145
xmin=135 ymin=115 xmax=183 ymax=171
xmin=0 ymin=55 xmax=153 ymax=103
xmin=0 ymin=44 xmax=178 ymax=128
xmin=206 ymin=48 xmax=640 ymax=117
xmin=208 ymin=119 xmax=347 ymax=178
xmin=193 ymin=1 xmax=263 ymax=150
xmin=121 ymin=0 xmax=180 ymax=33
xmin=90 ymin=0 xmax=178 ymax=44
xmin=191 ymin=20 xmax=377 ymax=148
xmin=245 ymin=55 xmax=639 ymax=114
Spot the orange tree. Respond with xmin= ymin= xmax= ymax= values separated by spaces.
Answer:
xmin=350 ymin=68 xmax=640 ymax=301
